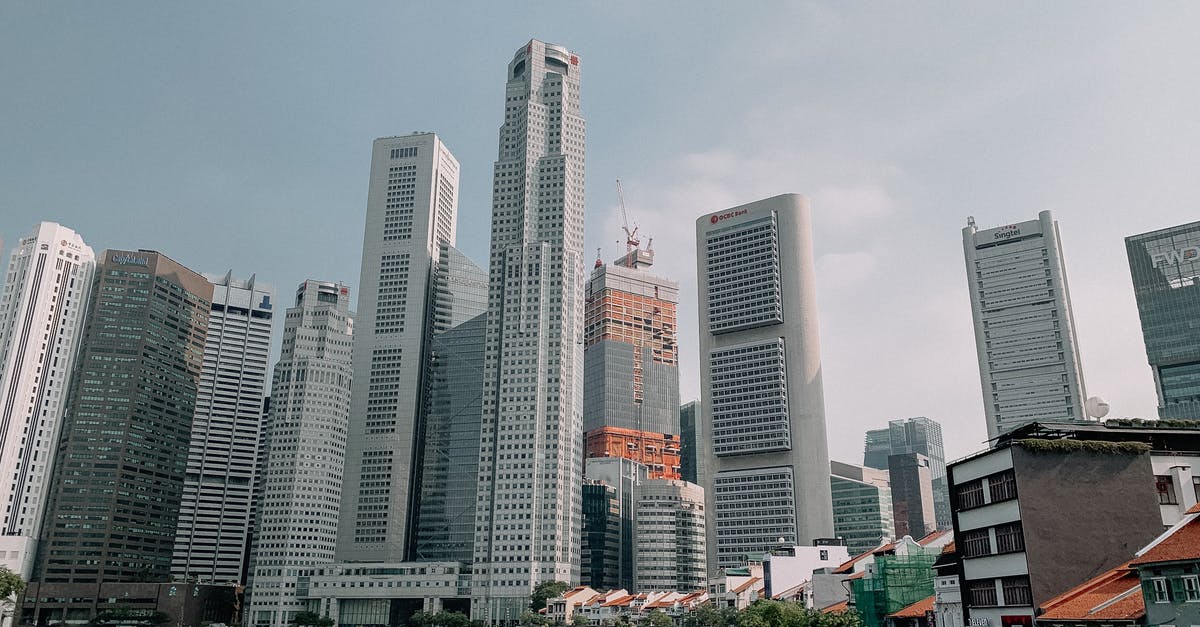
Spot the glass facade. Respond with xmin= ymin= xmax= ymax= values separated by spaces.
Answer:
xmin=830 ymin=469 xmax=894 ymax=555
xmin=679 ymin=401 xmax=698 ymax=484
xmin=581 ymin=482 xmax=621 ymax=590
xmin=1127 ymin=221 xmax=1200 ymax=419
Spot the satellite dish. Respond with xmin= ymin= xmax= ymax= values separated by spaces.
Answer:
xmin=1085 ymin=396 xmax=1110 ymax=419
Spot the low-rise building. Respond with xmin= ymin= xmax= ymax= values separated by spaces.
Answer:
xmin=20 ymin=582 xmax=238 ymax=627
xmin=763 ymin=542 xmax=851 ymax=603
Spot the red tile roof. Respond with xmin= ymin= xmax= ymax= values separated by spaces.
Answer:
xmin=1038 ymin=562 xmax=1145 ymax=622
xmin=887 ymin=595 xmax=934 ymax=619
xmin=844 ymin=571 xmax=866 ymax=581
xmin=941 ymin=541 xmax=956 ymax=554
xmin=731 ymin=576 xmax=761 ymax=594
xmin=821 ymin=600 xmax=850 ymax=614
xmin=916 ymin=529 xmax=951 ymax=546
xmin=1130 ymin=513 xmax=1200 ymax=566
xmin=1188 ymin=502 xmax=1200 ymax=515
xmin=833 ymin=541 xmax=897 ymax=574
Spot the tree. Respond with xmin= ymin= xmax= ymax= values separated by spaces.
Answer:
xmin=519 ymin=610 xmax=551 ymax=627
xmin=292 ymin=611 xmax=335 ymax=627
xmin=0 ymin=567 xmax=24 ymax=621
xmin=572 ymin=614 xmax=590 ymax=627
xmin=410 ymin=611 xmax=472 ymax=627
xmin=733 ymin=600 xmax=864 ymax=627
xmin=640 ymin=611 xmax=673 ymax=627
xmin=682 ymin=606 xmax=737 ymax=627
xmin=530 ymin=581 xmax=573 ymax=612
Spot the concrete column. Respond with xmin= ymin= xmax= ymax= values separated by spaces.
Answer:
xmin=1171 ymin=464 xmax=1196 ymax=512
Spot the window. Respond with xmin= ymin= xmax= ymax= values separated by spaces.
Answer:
xmin=1193 ymin=476 xmax=1199 ymax=502
xmin=995 ymin=521 xmax=1025 ymax=553
xmin=1151 ymin=577 xmax=1170 ymax=603
xmin=962 ymin=528 xmax=991 ymax=558
xmin=989 ymin=470 xmax=1017 ymax=503
xmin=1156 ymin=476 xmax=1177 ymax=505
xmin=958 ymin=479 xmax=985 ymax=510
xmin=1184 ymin=575 xmax=1199 ymax=602
xmin=968 ymin=579 xmax=998 ymax=607
xmin=1002 ymin=576 xmax=1032 ymax=606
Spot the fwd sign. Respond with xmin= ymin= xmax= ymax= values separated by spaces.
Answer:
xmin=1152 ymin=246 xmax=1200 ymax=268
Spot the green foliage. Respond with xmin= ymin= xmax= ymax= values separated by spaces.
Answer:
xmin=90 ymin=608 xmax=171 ymax=627
xmin=292 ymin=611 xmax=336 ymax=627
xmin=531 ymin=581 xmax=573 ymax=611
xmin=1105 ymin=418 xmax=1200 ymax=430
xmin=733 ymin=600 xmax=863 ymax=627
xmin=1015 ymin=438 xmax=1150 ymax=455
xmin=573 ymin=614 xmax=592 ymax=627
xmin=682 ymin=605 xmax=738 ymax=627
xmin=641 ymin=610 xmax=673 ymax=627
xmin=409 ymin=611 xmax=474 ymax=627
xmin=0 ymin=567 xmax=23 ymax=599
xmin=519 ymin=610 xmax=551 ymax=627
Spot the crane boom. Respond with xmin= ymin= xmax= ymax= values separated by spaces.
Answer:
xmin=615 ymin=178 xmax=639 ymax=266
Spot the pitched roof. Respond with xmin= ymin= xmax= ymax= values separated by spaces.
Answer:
xmin=1130 ymin=512 xmax=1200 ymax=566
xmin=887 ymin=595 xmax=934 ymax=619
xmin=731 ymin=576 xmax=762 ymax=594
xmin=1038 ymin=562 xmax=1145 ymax=622
xmin=833 ymin=541 xmax=896 ymax=574
xmin=844 ymin=571 xmax=866 ymax=581
xmin=821 ymin=600 xmax=850 ymax=614
xmin=917 ymin=529 xmax=951 ymax=546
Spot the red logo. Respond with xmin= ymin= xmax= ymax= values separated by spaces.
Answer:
xmin=710 ymin=215 xmax=719 ymax=224
xmin=709 ymin=209 xmax=748 ymax=225
xmin=570 ymin=55 xmax=578 ymax=66
xmin=340 ymin=287 xmax=349 ymax=295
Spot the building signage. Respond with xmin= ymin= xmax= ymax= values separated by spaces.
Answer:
xmin=967 ymin=619 xmax=989 ymax=627
xmin=709 ymin=209 xmax=748 ymax=225
xmin=992 ymin=225 xmax=1022 ymax=241
xmin=111 ymin=253 xmax=150 ymax=267
xmin=1152 ymin=246 xmax=1200 ymax=268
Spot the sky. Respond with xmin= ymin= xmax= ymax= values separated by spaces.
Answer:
xmin=3 ymin=2 xmax=1199 ymax=465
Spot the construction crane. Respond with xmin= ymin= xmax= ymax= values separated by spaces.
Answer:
xmin=615 ymin=178 xmax=640 ymax=267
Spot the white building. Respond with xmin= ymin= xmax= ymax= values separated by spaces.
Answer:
xmin=635 ymin=479 xmax=706 ymax=592
xmin=471 ymin=39 xmax=587 ymax=622
xmin=962 ymin=211 xmax=1088 ymax=439
xmin=172 ymin=272 xmax=275 ymax=584
xmin=337 ymin=133 xmax=460 ymax=563
xmin=246 ymin=281 xmax=354 ymax=627
xmin=762 ymin=544 xmax=851 ymax=604
xmin=695 ymin=194 xmax=834 ymax=572
xmin=0 ymin=222 xmax=94 ymax=579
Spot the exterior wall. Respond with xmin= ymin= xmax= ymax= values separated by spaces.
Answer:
xmin=339 ymin=133 xmax=459 ymax=563
xmin=472 ymin=39 xmax=587 ymax=620
xmin=888 ymin=418 xmax=950 ymax=530
xmin=36 ymin=250 xmax=212 ymax=583
xmin=0 ymin=223 xmax=94 ymax=579
xmin=172 ymin=272 xmax=274 ymax=584
xmin=582 ymin=482 xmax=621 ymax=590
xmin=1150 ymin=453 xmax=1200 ymax=526
xmin=20 ymin=582 xmax=239 ymax=627
xmin=889 ymin=453 xmax=936 ymax=539
xmin=934 ymin=574 xmax=963 ymax=627
xmin=962 ymin=212 xmax=1088 ymax=438
xmin=680 ymin=401 xmax=699 ymax=484
xmin=246 ymin=281 xmax=354 ymax=627
xmin=763 ymin=545 xmax=850 ymax=601
xmin=830 ymin=461 xmax=894 ymax=555
xmin=634 ymin=480 xmax=707 ymax=591
xmin=696 ymin=194 xmax=833 ymax=572
xmin=1136 ymin=561 xmax=1200 ymax=627
xmin=585 ymin=457 xmax=647 ymax=591
xmin=585 ymin=426 xmax=681 ymax=480
xmin=1126 ymin=221 xmax=1200 ymax=420
xmin=302 ymin=562 xmax=470 ymax=624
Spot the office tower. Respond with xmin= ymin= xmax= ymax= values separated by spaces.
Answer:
xmin=0 ymin=223 xmax=95 ymax=578
xmin=862 ymin=417 xmax=950 ymax=529
xmin=246 ymin=281 xmax=353 ymax=627
xmin=471 ymin=39 xmax=586 ymax=621
xmin=1126 ymin=221 xmax=1200 ymax=420
xmin=171 ymin=272 xmax=274 ymax=584
xmin=863 ymin=428 xmax=891 ymax=470
xmin=35 ymin=250 xmax=212 ymax=583
xmin=338 ymin=133 xmax=460 ymax=563
xmin=581 ymin=481 xmax=621 ymax=591
xmin=584 ymin=457 xmax=647 ymax=593
xmin=963 ymin=211 xmax=1088 ymax=439
xmin=583 ymin=252 xmax=681 ymax=480
xmin=411 ymin=247 xmax=488 ymax=563
xmin=634 ymin=479 xmax=706 ymax=592
xmin=679 ymin=401 xmax=699 ymax=484
xmin=830 ymin=461 xmax=894 ymax=555
xmin=888 ymin=453 xmax=936 ymax=539
xmin=696 ymin=194 xmax=834 ymax=572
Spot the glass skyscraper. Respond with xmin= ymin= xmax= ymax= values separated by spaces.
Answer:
xmin=1126 ymin=221 xmax=1200 ymax=419
xmin=864 ymin=417 xmax=950 ymax=530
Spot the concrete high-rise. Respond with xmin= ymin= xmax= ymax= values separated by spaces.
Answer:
xmin=696 ymin=194 xmax=834 ymax=572
xmin=634 ymin=479 xmax=706 ymax=592
xmin=0 ymin=223 xmax=95 ymax=578
xmin=887 ymin=453 xmax=936 ymax=539
xmin=583 ymin=253 xmax=681 ymax=479
xmin=338 ymin=133 xmax=460 ymax=563
xmin=862 ymin=417 xmax=950 ymax=529
xmin=172 ymin=272 xmax=274 ymax=584
xmin=830 ymin=461 xmax=894 ymax=555
xmin=36 ymin=250 xmax=212 ymax=583
xmin=246 ymin=281 xmax=353 ymax=627
xmin=472 ymin=39 xmax=587 ymax=621
xmin=1126 ymin=221 xmax=1200 ymax=420
xmin=963 ymin=211 xmax=1088 ymax=439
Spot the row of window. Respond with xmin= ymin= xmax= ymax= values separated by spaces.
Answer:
xmin=956 ymin=469 xmax=1017 ymax=510
xmin=1154 ymin=474 xmax=1200 ymax=505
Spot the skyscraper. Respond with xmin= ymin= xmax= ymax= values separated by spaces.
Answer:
xmin=634 ymin=479 xmax=706 ymax=592
xmin=172 ymin=272 xmax=274 ymax=584
xmin=0 ymin=223 xmax=95 ymax=578
xmin=887 ymin=453 xmax=936 ymax=539
xmin=246 ymin=281 xmax=353 ymax=627
xmin=862 ymin=417 xmax=950 ymax=529
xmin=583 ymin=253 xmax=681 ymax=479
xmin=338 ymin=133 xmax=460 ymax=563
xmin=35 ymin=250 xmax=212 ymax=583
xmin=830 ymin=461 xmax=894 ymax=555
xmin=963 ymin=211 xmax=1088 ymax=439
xmin=472 ymin=39 xmax=586 ymax=621
xmin=1126 ymin=221 xmax=1200 ymax=420
xmin=679 ymin=401 xmax=699 ymax=485
xmin=696 ymin=194 xmax=834 ymax=572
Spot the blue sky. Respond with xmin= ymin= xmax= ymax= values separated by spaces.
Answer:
xmin=3 ymin=2 xmax=1199 ymax=463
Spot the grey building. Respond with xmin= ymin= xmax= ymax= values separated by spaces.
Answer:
xmin=584 ymin=456 xmax=647 ymax=592
xmin=412 ymin=247 xmax=488 ymax=563
xmin=696 ymin=194 xmax=834 ymax=572
xmin=581 ymin=481 xmax=621 ymax=591
xmin=471 ymin=39 xmax=587 ymax=621
xmin=863 ymin=417 xmax=950 ymax=529
xmin=830 ymin=461 xmax=894 ymax=555
xmin=339 ymin=133 xmax=460 ymax=563
xmin=245 ymin=281 xmax=354 ymax=627
xmin=863 ymin=428 xmax=892 ymax=471
xmin=888 ymin=453 xmax=936 ymax=540
xmin=35 ymin=250 xmax=213 ymax=583
xmin=962 ymin=212 xmax=1089 ymax=439
xmin=634 ymin=479 xmax=706 ymax=592
xmin=172 ymin=272 xmax=275 ymax=584
xmin=1126 ymin=221 xmax=1200 ymax=420
xmin=680 ymin=401 xmax=699 ymax=484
